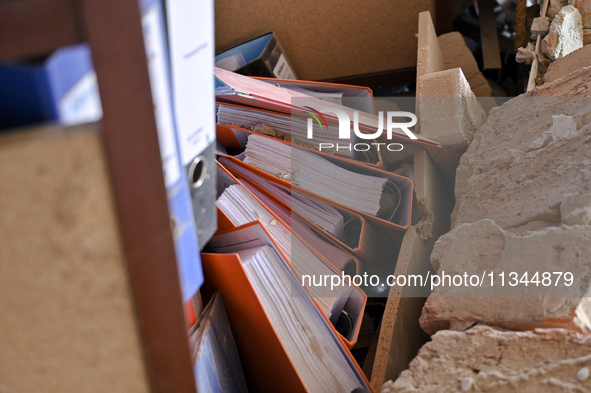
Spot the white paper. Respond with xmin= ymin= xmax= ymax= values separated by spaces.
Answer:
xmin=58 ymin=71 xmax=102 ymax=126
xmin=273 ymin=54 xmax=296 ymax=80
xmin=142 ymin=5 xmax=181 ymax=187
xmin=166 ymin=0 xmax=216 ymax=165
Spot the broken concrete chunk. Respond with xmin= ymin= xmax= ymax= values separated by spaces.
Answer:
xmin=545 ymin=44 xmax=591 ymax=83
xmin=542 ymin=6 xmax=584 ymax=60
xmin=531 ymin=16 xmax=551 ymax=39
xmin=438 ymin=32 xmax=493 ymax=97
xmin=391 ymin=325 xmax=591 ymax=393
xmin=537 ymin=53 xmax=551 ymax=74
xmin=417 ymin=68 xmax=486 ymax=180
xmin=527 ymin=130 xmax=553 ymax=150
xmin=529 ymin=65 xmax=591 ymax=96
xmin=516 ymin=42 xmax=536 ymax=64
xmin=453 ymin=66 xmax=591 ymax=231
xmin=570 ymin=0 xmax=591 ymax=28
xmin=561 ymin=193 xmax=591 ymax=225
xmin=577 ymin=112 xmax=591 ymax=129
xmin=550 ymin=114 xmax=578 ymax=138
xmin=548 ymin=0 xmax=569 ymax=18
xmin=420 ymin=219 xmax=591 ymax=335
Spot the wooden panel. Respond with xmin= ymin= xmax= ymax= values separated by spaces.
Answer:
xmin=215 ymin=0 xmax=435 ymax=80
xmin=0 ymin=123 xmax=151 ymax=393
xmin=478 ymin=0 xmax=502 ymax=70
xmin=79 ymin=1 xmax=197 ymax=392
xmin=416 ymin=11 xmax=445 ymax=85
xmin=438 ymin=32 xmax=493 ymax=97
xmin=370 ymin=149 xmax=454 ymax=389
xmin=0 ymin=0 xmax=82 ymax=61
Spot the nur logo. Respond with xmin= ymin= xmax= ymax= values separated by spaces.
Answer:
xmin=304 ymin=108 xmax=418 ymax=153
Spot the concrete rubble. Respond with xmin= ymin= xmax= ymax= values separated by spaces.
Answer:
xmin=544 ymin=44 xmax=591 ymax=83
xmin=547 ymin=0 xmax=569 ymax=19
xmin=561 ymin=193 xmax=591 ymax=225
xmin=516 ymin=42 xmax=536 ymax=64
xmin=419 ymin=219 xmax=591 ymax=335
xmin=437 ymin=32 xmax=492 ymax=97
xmin=384 ymin=5 xmax=591 ymax=392
xmin=417 ymin=67 xmax=487 ymax=180
xmin=531 ymin=16 xmax=551 ymax=39
xmin=387 ymin=325 xmax=591 ymax=393
xmin=396 ymin=65 xmax=591 ymax=390
xmin=542 ymin=6 xmax=584 ymax=60
xmin=571 ymin=0 xmax=591 ymax=29
xmin=452 ymin=66 xmax=591 ymax=231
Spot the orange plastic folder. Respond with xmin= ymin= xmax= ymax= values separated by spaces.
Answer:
xmin=216 ymin=128 xmax=413 ymax=233
xmin=215 ymin=161 xmax=366 ymax=348
xmin=214 ymin=67 xmax=439 ymax=148
xmin=215 ymin=101 xmax=385 ymax=167
xmin=252 ymin=76 xmax=376 ymax=115
xmin=200 ymin=222 xmax=373 ymax=393
xmin=216 ymin=144 xmax=397 ymax=265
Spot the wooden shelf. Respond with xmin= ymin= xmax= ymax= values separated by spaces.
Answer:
xmin=0 ymin=1 xmax=197 ymax=392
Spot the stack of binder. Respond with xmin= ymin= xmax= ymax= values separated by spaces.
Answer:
xmin=202 ymin=69 xmax=438 ymax=392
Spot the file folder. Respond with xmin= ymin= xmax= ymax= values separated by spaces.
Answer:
xmin=140 ymin=0 xmax=203 ymax=300
xmin=189 ymin=291 xmax=249 ymax=393
xmin=253 ymin=77 xmax=376 ymax=115
xmin=166 ymin=0 xmax=217 ymax=249
xmin=201 ymin=221 xmax=373 ymax=393
xmin=215 ymin=32 xmax=297 ymax=79
xmin=0 ymin=43 xmax=102 ymax=130
xmin=217 ymin=129 xmax=413 ymax=233
xmin=218 ymin=150 xmax=397 ymax=265
xmin=216 ymin=103 xmax=384 ymax=167
xmin=214 ymin=67 xmax=440 ymax=148
xmin=215 ymin=161 xmax=366 ymax=348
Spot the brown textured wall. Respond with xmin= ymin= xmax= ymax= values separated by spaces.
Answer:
xmin=215 ymin=0 xmax=435 ymax=80
xmin=0 ymin=123 xmax=151 ymax=393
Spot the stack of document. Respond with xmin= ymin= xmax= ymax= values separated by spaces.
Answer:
xmin=217 ymin=184 xmax=291 ymax=258
xmin=237 ymin=245 xmax=362 ymax=393
xmin=239 ymin=179 xmax=355 ymax=272
xmin=243 ymin=134 xmax=388 ymax=216
xmin=216 ymin=184 xmax=351 ymax=317
xmin=216 ymin=104 xmax=353 ymax=157
xmin=220 ymin=157 xmax=349 ymax=241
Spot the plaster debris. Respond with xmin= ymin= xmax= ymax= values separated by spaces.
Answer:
xmin=537 ymin=52 xmax=552 ymax=73
xmin=544 ymin=44 xmax=591 ymax=83
xmin=527 ymin=131 xmax=553 ymax=150
xmin=577 ymin=367 xmax=590 ymax=381
xmin=452 ymin=66 xmax=591 ymax=232
xmin=549 ymin=114 xmax=578 ymax=138
xmin=516 ymin=42 xmax=536 ymax=64
xmin=391 ymin=325 xmax=591 ymax=393
xmin=417 ymin=67 xmax=486 ymax=179
xmin=437 ymin=32 xmax=493 ymax=97
xmin=531 ymin=16 xmax=551 ymax=39
xmin=459 ymin=377 xmax=473 ymax=391
xmin=420 ymin=219 xmax=591 ymax=335
xmin=380 ymin=380 xmax=394 ymax=393
xmin=542 ymin=6 xmax=584 ymax=60
xmin=548 ymin=0 xmax=569 ymax=19
xmin=570 ymin=0 xmax=591 ymax=29
xmin=561 ymin=193 xmax=591 ymax=225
